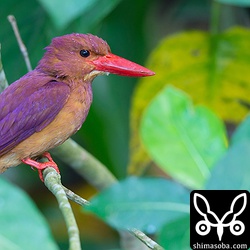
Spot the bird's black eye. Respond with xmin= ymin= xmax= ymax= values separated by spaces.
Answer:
xmin=80 ymin=49 xmax=90 ymax=57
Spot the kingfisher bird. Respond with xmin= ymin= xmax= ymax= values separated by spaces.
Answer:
xmin=0 ymin=33 xmax=154 ymax=180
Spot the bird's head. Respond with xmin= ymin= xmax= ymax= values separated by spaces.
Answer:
xmin=36 ymin=33 xmax=154 ymax=82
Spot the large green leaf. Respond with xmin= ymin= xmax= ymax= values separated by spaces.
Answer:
xmin=0 ymin=177 xmax=58 ymax=250
xmin=85 ymin=177 xmax=190 ymax=232
xmin=140 ymin=86 xmax=227 ymax=189
xmin=38 ymin=0 xmax=121 ymax=30
xmin=158 ymin=216 xmax=190 ymax=250
xmin=129 ymin=27 xmax=250 ymax=175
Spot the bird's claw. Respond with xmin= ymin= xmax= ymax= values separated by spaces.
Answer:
xmin=22 ymin=152 xmax=60 ymax=181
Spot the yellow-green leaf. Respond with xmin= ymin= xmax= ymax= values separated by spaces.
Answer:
xmin=129 ymin=27 xmax=250 ymax=174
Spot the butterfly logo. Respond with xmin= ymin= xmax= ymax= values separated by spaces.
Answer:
xmin=193 ymin=193 xmax=247 ymax=241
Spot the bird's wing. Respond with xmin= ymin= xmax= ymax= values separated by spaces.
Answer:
xmin=0 ymin=81 xmax=70 ymax=156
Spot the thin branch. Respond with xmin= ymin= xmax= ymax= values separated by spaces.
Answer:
xmin=0 ymin=44 xmax=8 ymax=91
xmin=7 ymin=15 xmax=32 ymax=72
xmin=43 ymin=167 xmax=82 ymax=250
xmin=119 ymin=230 xmax=150 ymax=250
xmin=129 ymin=228 xmax=165 ymax=250
xmin=52 ymin=140 xmax=165 ymax=250
xmin=63 ymin=185 xmax=90 ymax=206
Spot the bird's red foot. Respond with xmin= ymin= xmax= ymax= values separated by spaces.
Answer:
xmin=22 ymin=152 xmax=60 ymax=181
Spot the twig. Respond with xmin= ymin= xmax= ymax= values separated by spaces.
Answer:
xmin=52 ymin=140 xmax=165 ymax=249
xmin=43 ymin=167 xmax=82 ymax=250
xmin=119 ymin=230 xmax=150 ymax=250
xmin=0 ymin=44 xmax=8 ymax=91
xmin=129 ymin=228 xmax=165 ymax=250
xmin=63 ymin=185 xmax=90 ymax=206
xmin=7 ymin=15 xmax=32 ymax=72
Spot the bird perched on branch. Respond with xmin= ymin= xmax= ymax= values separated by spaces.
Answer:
xmin=0 ymin=33 xmax=154 ymax=180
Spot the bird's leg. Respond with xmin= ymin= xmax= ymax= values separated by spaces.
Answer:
xmin=22 ymin=152 xmax=60 ymax=181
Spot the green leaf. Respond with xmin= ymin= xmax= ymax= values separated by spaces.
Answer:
xmin=129 ymin=27 xmax=250 ymax=175
xmin=206 ymin=140 xmax=250 ymax=190
xmin=231 ymin=115 xmax=250 ymax=145
xmin=85 ymin=177 xmax=190 ymax=232
xmin=0 ymin=178 xmax=58 ymax=250
xmin=140 ymin=86 xmax=227 ymax=189
xmin=216 ymin=0 xmax=250 ymax=7
xmin=158 ymin=216 xmax=190 ymax=250
xmin=38 ymin=0 xmax=121 ymax=29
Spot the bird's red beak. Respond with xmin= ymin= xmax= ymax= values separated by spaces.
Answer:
xmin=91 ymin=53 xmax=155 ymax=77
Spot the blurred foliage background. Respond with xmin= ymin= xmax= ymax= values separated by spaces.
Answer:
xmin=1 ymin=0 xmax=250 ymax=249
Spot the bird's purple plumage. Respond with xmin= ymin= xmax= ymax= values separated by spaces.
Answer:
xmin=0 ymin=77 xmax=70 ymax=156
